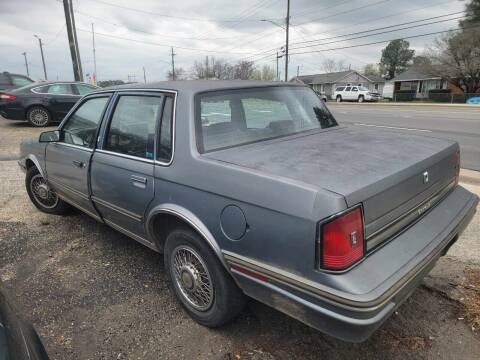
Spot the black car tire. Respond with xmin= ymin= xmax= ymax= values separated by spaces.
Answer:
xmin=164 ymin=227 xmax=246 ymax=327
xmin=336 ymin=95 xmax=342 ymax=102
xmin=25 ymin=166 xmax=71 ymax=215
xmin=358 ymin=95 xmax=365 ymax=103
xmin=26 ymin=106 xmax=51 ymax=127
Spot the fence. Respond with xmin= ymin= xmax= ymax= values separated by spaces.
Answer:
xmin=393 ymin=91 xmax=480 ymax=104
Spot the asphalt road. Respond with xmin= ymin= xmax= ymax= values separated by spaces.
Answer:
xmin=328 ymin=104 xmax=480 ymax=171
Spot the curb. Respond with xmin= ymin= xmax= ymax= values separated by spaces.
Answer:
xmin=460 ymin=169 xmax=480 ymax=186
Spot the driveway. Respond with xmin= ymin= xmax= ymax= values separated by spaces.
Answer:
xmin=0 ymin=116 xmax=479 ymax=359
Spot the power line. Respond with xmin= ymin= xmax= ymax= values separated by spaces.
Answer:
xmin=295 ymin=0 xmax=392 ymax=27
xmin=289 ymin=15 xmax=466 ymax=52
xmin=83 ymin=0 xmax=275 ymax=23
xmin=288 ymin=25 xmax=480 ymax=56
xmin=76 ymin=28 xmax=260 ymax=56
xmin=245 ymin=10 xmax=465 ymax=61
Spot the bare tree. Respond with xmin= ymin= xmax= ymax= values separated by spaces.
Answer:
xmin=427 ymin=29 xmax=480 ymax=93
xmin=191 ymin=57 xmax=235 ymax=80
xmin=233 ymin=61 xmax=256 ymax=80
xmin=166 ymin=67 xmax=188 ymax=80
xmin=362 ymin=63 xmax=380 ymax=77
xmin=321 ymin=58 xmax=348 ymax=73
xmin=251 ymin=65 xmax=276 ymax=80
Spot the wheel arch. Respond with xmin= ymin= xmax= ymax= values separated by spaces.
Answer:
xmin=25 ymin=103 xmax=50 ymax=116
xmin=146 ymin=204 xmax=228 ymax=269
xmin=24 ymin=154 xmax=45 ymax=178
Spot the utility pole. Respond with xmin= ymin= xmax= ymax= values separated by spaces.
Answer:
xmin=91 ymin=23 xmax=97 ymax=84
xmin=284 ymin=0 xmax=290 ymax=82
xmin=276 ymin=51 xmax=279 ymax=81
xmin=143 ymin=66 xmax=146 ymax=83
xmin=171 ymin=47 xmax=176 ymax=81
xmin=63 ymin=0 xmax=83 ymax=81
xmin=22 ymin=52 xmax=30 ymax=77
xmin=205 ymin=56 xmax=209 ymax=80
xmin=33 ymin=35 xmax=47 ymax=80
xmin=297 ymin=65 xmax=299 ymax=78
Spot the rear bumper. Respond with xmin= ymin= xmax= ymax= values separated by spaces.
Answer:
xmin=226 ymin=186 xmax=478 ymax=342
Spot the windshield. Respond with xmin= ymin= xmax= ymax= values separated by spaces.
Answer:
xmin=359 ymin=86 xmax=370 ymax=91
xmin=196 ymin=86 xmax=338 ymax=152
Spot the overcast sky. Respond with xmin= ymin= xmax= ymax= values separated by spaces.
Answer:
xmin=0 ymin=0 xmax=467 ymax=82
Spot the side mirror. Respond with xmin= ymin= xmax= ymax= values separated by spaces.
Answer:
xmin=39 ymin=130 xmax=60 ymax=143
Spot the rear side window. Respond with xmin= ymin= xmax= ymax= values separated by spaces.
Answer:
xmin=11 ymin=75 xmax=33 ymax=87
xmin=335 ymin=86 xmax=345 ymax=91
xmin=62 ymin=97 xmax=109 ymax=148
xmin=157 ymin=96 xmax=174 ymax=163
xmin=32 ymin=85 xmax=49 ymax=94
xmin=105 ymin=95 xmax=162 ymax=160
xmin=48 ymin=84 xmax=73 ymax=95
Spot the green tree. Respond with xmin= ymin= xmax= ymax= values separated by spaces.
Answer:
xmin=460 ymin=0 xmax=480 ymax=28
xmin=380 ymin=39 xmax=415 ymax=79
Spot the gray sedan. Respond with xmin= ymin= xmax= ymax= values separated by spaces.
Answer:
xmin=18 ymin=81 xmax=478 ymax=342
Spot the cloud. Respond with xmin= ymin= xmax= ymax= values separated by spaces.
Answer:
xmin=0 ymin=0 xmax=466 ymax=81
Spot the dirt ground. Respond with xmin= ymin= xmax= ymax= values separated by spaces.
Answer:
xmin=1 ymin=116 xmax=479 ymax=359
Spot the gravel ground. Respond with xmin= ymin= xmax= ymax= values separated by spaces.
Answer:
xmin=1 ymin=116 xmax=479 ymax=359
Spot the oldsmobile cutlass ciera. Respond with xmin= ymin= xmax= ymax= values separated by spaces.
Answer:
xmin=19 ymin=81 xmax=478 ymax=342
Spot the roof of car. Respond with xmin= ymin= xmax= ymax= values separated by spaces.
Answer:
xmin=108 ymin=80 xmax=306 ymax=93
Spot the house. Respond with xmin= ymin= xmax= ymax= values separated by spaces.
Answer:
xmin=388 ymin=67 xmax=463 ymax=99
xmin=292 ymin=70 xmax=385 ymax=99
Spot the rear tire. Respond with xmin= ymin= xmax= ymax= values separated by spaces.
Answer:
xmin=26 ymin=106 xmax=51 ymax=127
xmin=164 ymin=227 xmax=246 ymax=327
xmin=25 ymin=167 xmax=71 ymax=215
xmin=336 ymin=95 xmax=342 ymax=102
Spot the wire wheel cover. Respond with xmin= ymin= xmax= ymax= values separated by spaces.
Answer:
xmin=171 ymin=246 xmax=214 ymax=311
xmin=30 ymin=174 xmax=58 ymax=208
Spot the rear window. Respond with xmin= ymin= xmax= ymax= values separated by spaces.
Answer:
xmin=196 ymin=86 xmax=338 ymax=153
xmin=335 ymin=86 xmax=345 ymax=91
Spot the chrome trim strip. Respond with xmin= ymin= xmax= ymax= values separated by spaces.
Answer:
xmin=54 ymin=142 xmax=93 ymax=153
xmin=104 ymin=219 xmax=158 ymax=252
xmin=49 ymin=178 xmax=90 ymax=201
xmin=367 ymin=181 xmax=455 ymax=251
xmin=57 ymin=194 xmax=102 ymax=222
xmin=92 ymin=196 xmax=143 ymax=222
xmin=224 ymin=195 xmax=476 ymax=313
xmin=95 ymin=149 xmax=154 ymax=164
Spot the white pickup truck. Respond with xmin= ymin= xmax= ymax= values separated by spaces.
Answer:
xmin=333 ymin=85 xmax=381 ymax=102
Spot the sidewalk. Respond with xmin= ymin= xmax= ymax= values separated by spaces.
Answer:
xmin=329 ymin=102 xmax=480 ymax=109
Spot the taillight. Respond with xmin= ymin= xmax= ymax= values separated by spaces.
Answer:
xmin=0 ymin=93 xmax=16 ymax=101
xmin=454 ymin=149 xmax=460 ymax=185
xmin=319 ymin=206 xmax=365 ymax=271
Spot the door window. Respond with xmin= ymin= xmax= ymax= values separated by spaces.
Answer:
xmin=345 ymin=86 xmax=352 ymax=91
xmin=105 ymin=95 xmax=162 ymax=160
xmin=76 ymin=84 xmax=98 ymax=95
xmin=61 ymin=97 xmax=109 ymax=148
xmin=48 ymin=84 xmax=73 ymax=95
xmin=158 ymin=96 xmax=174 ymax=163
xmin=352 ymin=87 xmax=358 ymax=92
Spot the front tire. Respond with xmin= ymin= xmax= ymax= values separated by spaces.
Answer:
xmin=336 ymin=95 xmax=342 ymax=102
xmin=164 ymin=227 xmax=246 ymax=327
xmin=26 ymin=106 xmax=51 ymax=127
xmin=358 ymin=95 xmax=365 ymax=103
xmin=25 ymin=167 xmax=71 ymax=215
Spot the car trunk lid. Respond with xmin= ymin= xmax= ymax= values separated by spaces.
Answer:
xmin=205 ymin=126 xmax=458 ymax=249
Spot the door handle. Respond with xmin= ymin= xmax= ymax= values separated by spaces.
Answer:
xmin=131 ymin=175 xmax=147 ymax=184
xmin=72 ymin=160 xmax=86 ymax=168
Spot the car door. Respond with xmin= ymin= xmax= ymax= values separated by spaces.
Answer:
xmin=343 ymin=86 xmax=352 ymax=100
xmin=45 ymin=94 xmax=111 ymax=220
xmin=47 ymin=83 xmax=81 ymax=119
xmin=351 ymin=86 xmax=359 ymax=100
xmin=90 ymin=92 xmax=164 ymax=241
